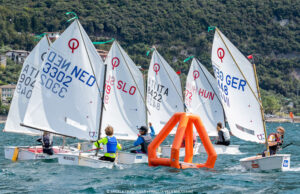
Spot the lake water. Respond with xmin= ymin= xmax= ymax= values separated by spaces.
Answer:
xmin=0 ymin=122 xmax=300 ymax=193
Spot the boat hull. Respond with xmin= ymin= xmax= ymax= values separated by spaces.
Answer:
xmin=240 ymin=154 xmax=291 ymax=171
xmin=57 ymin=152 xmax=114 ymax=169
xmin=4 ymin=146 xmax=71 ymax=161
xmin=199 ymin=144 xmax=241 ymax=155
xmin=160 ymin=143 xmax=201 ymax=158
xmin=117 ymin=152 xmax=148 ymax=164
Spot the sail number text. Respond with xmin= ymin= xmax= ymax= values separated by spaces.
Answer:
xmin=104 ymin=75 xmax=137 ymax=104
xmin=147 ymin=78 xmax=169 ymax=110
xmin=40 ymin=51 xmax=97 ymax=98
xmin=213 ymin=65 xmax=247 ymax=107
xmin=16 ymin=64 xmax=39 ymax=99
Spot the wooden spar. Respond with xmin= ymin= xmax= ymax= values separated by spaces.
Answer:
xmin=252 ymin=62 xmax=270 ymax=156
xmin=20 ymin=123 xmax=76 ymax=139
xmin=95 ymin=64 xmax=107 ymax=156
xmin=45 ymin=34 xmax=51 ymax=46
xmin=143 ymin=71 xmax=149 ymax=125
xmin=97 ymin=64 xmax=107 ymax=140
xmin=195 ymin=59 xmax=226 ymax=124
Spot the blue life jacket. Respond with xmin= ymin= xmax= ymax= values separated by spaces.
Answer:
xmin=105 ymin=136 xmax=117 ymax=153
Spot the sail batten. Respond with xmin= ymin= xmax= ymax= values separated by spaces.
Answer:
xmin=212 ymin=29 xmax=265 ymax=143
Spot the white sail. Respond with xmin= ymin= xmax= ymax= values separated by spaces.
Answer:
xmin=185 ymin=58 xmax=224 ymax=136
xmin=101 ymin=41 xmax=146 ymax=140
xmin=3 ymin=36 xmax=51 ymax=136
xmin=211 ymin=29 xmax=265 ymax=143
xmin=147 ymin=49 xmax=184 ymax=133
xmin=23 ymin=20 xmax=104 ymax=141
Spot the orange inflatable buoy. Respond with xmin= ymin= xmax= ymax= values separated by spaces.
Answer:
xmin=148 ymin=112 xmax=217 ymax=169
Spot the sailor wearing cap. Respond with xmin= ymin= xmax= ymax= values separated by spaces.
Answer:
xmin=131 ymin=122 xmax=155 ymax=154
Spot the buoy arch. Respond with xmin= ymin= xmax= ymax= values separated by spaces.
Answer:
xmin=148 ymin=112 xmax=217 ymax=169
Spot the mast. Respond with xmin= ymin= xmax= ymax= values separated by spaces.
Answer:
xmin=97 ymin=64 xmax=107 ymax=140
xmin=252 ymin=61 xmax=270 ymax=156
xmin=144 ymin=71 xmax=149 ymax=125
xmin=95 ymin=64 xmax=107 ymax=156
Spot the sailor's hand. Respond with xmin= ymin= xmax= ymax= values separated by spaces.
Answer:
xmin=149 ymin=122 xmax=152 ymax=127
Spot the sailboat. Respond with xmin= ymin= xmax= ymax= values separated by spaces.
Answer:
xmin=58 ymin=40 xmax=149 ymax=167
xmin=20 ymin=19 xmax=108 ymax=166
xmin=3 ymin=36 xmax=75 ymax=161
xmin=146 ymin=49 xmax=201 ymax=157
xmin=211 ymin=28 xmax=290 ymax=171
xmin=100 ymin=41 xmax=149 ymax=165
xmin=185 ymin=58 xmax=240 ymax=154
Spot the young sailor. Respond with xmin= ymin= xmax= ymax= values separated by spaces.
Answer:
xmin=215 ymin=122 xmax=230 ymax=146
xmin=36 ymin=131 xmax=54 ymax=155
xmin=262 ymin=126 xmax=285 ymax=157
xmin=94 ymin=126 xmax=122 ymax=162
xmin=131 ymin=122 xmax=155 ymax=154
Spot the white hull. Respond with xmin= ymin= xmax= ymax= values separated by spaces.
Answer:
xmin=240 ymin=154 xmax=291 ymax=171
xmin=199 ymin=144 xmax=241 ymax=155
xmin=57 ymin=152 xmax=114 ymax=169
xmin=4 ymin=146 xmax=73 ymax=161
xmin=117 ymin=152 xmax=148 ymax=164
xmin=160 ymin=143 xmax=201 ymax=158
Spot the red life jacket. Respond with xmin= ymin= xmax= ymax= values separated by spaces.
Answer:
xmin=268 ymin=133 xmax=281 ymax=143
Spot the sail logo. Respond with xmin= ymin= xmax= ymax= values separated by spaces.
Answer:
xmin=89 ymin=131 xmax=97 ymax=138
xmin=111 ymin=57 xmax=120 ymax=70
xmin=153 ymin=63 xmax=160 ymax=75
xmin=68 ymin=38 xmax=79 ymax=53
xmin=257 ymin=133 xmax=264 ymax=141
xmin=193 ymin=70 xmax=200 ymax=80
xmin=217 ymin=48 xmax=225 ymax=63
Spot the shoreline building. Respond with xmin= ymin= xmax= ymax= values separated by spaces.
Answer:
xmin=0 ymin=84 xmax=16 ymax=103
xmin=6 ymin=50 xmax=29 ymax=64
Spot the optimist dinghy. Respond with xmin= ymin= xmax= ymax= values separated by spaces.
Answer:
xmin=58 ymin=38 xmax=149 ymax=167
xmin=185 ymin=58 xmax=240 ymax=155
xmin=211 ymin=28 xmax=290 ymax=171
xmin=3 ymin=36 xmax=75 ymax=161
xmin=21 ymin=19 xmax=106 ymax=166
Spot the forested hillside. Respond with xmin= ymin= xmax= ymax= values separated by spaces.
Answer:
xmin=0 ymin=0 xmax=299 ymax=114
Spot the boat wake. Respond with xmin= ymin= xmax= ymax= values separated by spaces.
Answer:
xmin=285 ymin=167 xmax=300 ymax=172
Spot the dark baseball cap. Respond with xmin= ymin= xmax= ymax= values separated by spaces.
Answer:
xmin=138 ymin=126 xmax=148 ymax=132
